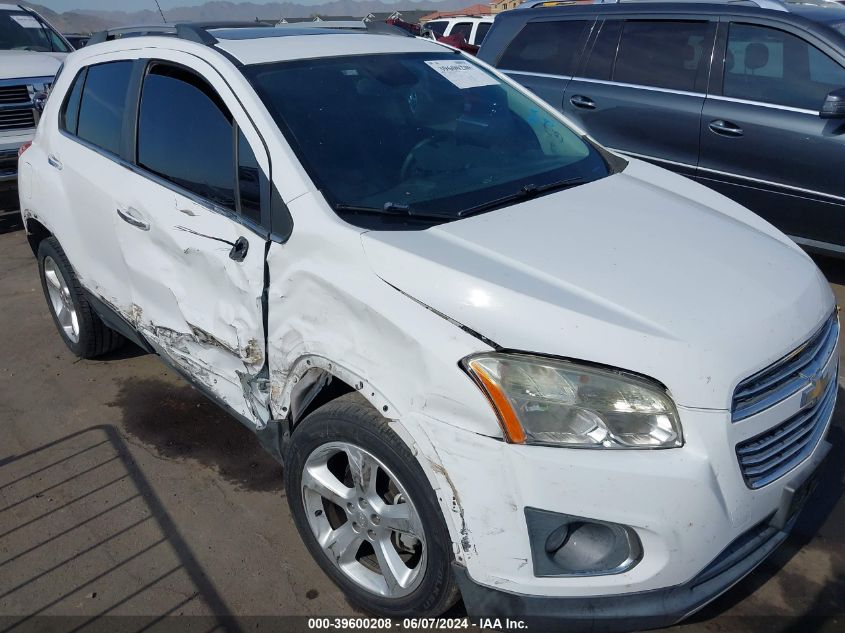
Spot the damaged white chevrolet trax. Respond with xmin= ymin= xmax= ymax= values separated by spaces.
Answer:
xmin=19 ymin=23 xmax=839 ymax=631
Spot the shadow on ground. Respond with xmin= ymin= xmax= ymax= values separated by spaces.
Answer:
xmin=0 ymin=426 xmax=242 ymax=633
xmin=108 ymin=377 xmax=283 ymax=494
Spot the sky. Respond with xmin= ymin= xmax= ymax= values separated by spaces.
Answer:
xmin=36 ymin=0 xmax=254 ymax=11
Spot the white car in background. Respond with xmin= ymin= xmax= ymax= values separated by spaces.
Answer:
xmin=0 ymin=3 xmax=69 ymax=196
xmin=423 ymin=15 xmax=495 ymax=46
xmin=18 ymin=22 xmax=839 ymax=631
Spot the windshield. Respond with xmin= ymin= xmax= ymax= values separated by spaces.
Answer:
xmin=0 ymin=10 xmax=70 ymax=53
xmin=246 ymin=52 xmax=613 ymax=227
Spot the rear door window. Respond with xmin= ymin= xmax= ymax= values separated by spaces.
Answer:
xmin=612 ymin=20 xmax=711 ymax=91
xmin=75 ymin=61 xmax=133 ymax=155
xmin=724 ymin=23 xmax=845 ymax=110
xmin=497 ymin=20 xmax=590 ymax=75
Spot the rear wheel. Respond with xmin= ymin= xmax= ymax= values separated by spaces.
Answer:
xmin=286 ymin=393 xmax=460 ymax=617
xmin=37 ymin=237 xmax=125 ymax=358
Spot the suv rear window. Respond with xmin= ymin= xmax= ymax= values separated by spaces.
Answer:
xmin=427 ymin=21 xmax=448 ymax=36
xmin=613 ymin=20 xmax=711 ymax=91
xmin=75 ymin=61 xmax=133 ymax=156
xmin=450 ymin=22 xmax=474 ymax=41
xmin=497 ymin=20 xmax=589 ymax=76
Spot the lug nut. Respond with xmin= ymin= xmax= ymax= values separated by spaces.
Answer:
xmin=371 ymin=514 xmax=380 ymax=525
xmin=367 ymin=529 xmax=376 ymax=540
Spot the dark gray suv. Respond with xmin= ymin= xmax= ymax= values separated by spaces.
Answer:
xmin=479 ymin=0 xmax=845 ymax=256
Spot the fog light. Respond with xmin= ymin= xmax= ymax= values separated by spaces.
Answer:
xmin=526 ymin=507 xmax=642 ymax=577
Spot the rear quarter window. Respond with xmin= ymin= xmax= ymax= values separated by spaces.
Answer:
xmin=497 ymin=20 xmax=590 ymax=76
xmin=74 ymin=61 xmax=133 ymax=155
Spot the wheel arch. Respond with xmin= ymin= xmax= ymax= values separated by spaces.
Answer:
xmin=24 ymin=216 xmax=53 ymax=256
xmin=279 ymin=355 xmax=472 ymax=568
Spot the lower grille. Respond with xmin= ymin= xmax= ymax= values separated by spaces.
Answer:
xmin=692 ymin=516 xmax=779 ymax=588
xmin=0 ymin=108 xmax=36 ymax=131
xmin=0 ymin=85 xmax=29 ymax=104
xmin=736 ymin=370 xmax=837 ymax=489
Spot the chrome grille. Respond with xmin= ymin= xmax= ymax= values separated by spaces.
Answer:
xmin=0 ymin=107 xmax=36 ymax=131
xmin=732 ymin=314 xmax=839 ymax=422
xmin=736 ymin=369 xmax=837 ymax=488
xmin=0 ymin=85 xmax=29 ymax=104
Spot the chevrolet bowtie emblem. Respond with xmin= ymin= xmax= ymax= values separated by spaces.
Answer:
xmin=801 ymin=369 xmax=831 ymax=409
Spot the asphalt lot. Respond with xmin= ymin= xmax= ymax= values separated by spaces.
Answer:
xmin=0 ymin=207 xmax=843 ymax=633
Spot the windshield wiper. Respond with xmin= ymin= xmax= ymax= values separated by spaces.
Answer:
xmin=334 ymin=202 xmax=451 ymax=222
xmin=457 ymin=177 xmax=586 ymax=218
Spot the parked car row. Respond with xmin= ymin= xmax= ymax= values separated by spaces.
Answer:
xmin=0 ymin=4 xmax=68 ymax=198
xmin=18 ymin=12 xmax=839 ymax=632
xmin=478 ymin=0 xmax=845 ymax=255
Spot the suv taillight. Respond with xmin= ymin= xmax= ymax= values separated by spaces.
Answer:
xmin=18 ymin=141 xmax=32 ymax=158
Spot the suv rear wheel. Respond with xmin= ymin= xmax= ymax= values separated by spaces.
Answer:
xmin=286 ymin=393 xmax=460 ymax=617
xmin=37 ymin=237 xmax=125 ymax=358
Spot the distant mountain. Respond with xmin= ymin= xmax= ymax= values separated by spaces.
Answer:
xmin=23 ymin=4 xmax=113 ymax=34
xmin=26 ymin=0 xmax=472 ymax=33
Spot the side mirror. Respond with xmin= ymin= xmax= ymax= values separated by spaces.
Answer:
xmin=820 ymin=87 xmax=845 ymax=118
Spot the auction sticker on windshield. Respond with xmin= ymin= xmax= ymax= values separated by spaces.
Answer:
xmin=425 ymin=60 xmax=498 ymax=89
xmin=11 ymin=15 xmax=42 ymax=29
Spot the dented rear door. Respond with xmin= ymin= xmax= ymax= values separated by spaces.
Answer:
xmin=114 ymin=55 xmax=272 ymax=427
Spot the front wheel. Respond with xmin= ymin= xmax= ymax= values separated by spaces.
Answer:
xmin=285 ymin=393 xmax=460 ymax=617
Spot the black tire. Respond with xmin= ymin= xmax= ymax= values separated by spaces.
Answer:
xmin=37 ymin=237 xmax=125 ymax=359
xmin=286 ymin=392 xmax=460 ymax=617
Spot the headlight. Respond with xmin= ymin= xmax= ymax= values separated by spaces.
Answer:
xmin=464 ymin=353 xmax=682 ymax=449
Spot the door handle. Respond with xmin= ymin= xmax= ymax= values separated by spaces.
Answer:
xmin=569 ymin=95 xmax=596 ymax=110
xmin=229 ymin=236 xmax=249 ymax=262
xmin=116 ymin=207 xmax=150 ymax=231
xmin=47 ymin=154 xmax=62 ymax=170
xmin=708 ymin=120 xmax=744 ymax=137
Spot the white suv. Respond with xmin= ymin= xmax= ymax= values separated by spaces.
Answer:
xmin=18 ymin=23 xmax=838 ymax=630
xmin=424 ymin=16 xmax=495 ymax=46
xmin=0 ymin=4 xmax=69 ymax=194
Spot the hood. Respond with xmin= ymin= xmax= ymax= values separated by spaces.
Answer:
xmin=361 ymin=159 xmax=834 ymax=409
xmin=0 ymin=50 xmax=62 ymax=80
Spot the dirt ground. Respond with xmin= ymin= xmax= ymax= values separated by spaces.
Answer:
xmin=1 ymin=212 xmax=843 ymax=633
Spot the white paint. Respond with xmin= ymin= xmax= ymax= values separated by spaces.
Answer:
xmin=24 ymin=31 xmax=840 ymax=610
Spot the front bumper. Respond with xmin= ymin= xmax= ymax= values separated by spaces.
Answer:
xmin=452 ymin=438 xmax=829 ymax=631
xmin=0 ymin=131 xmax=36 ymax=188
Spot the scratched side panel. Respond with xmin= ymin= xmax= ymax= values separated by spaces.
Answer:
xmin=265 ymin=193 xmax=503 ymax=566
xmin=114 ymin=173 xmax=268 ymax=426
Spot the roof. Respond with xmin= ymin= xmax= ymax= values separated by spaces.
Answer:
xmin=213 ymin=30 xmax=450 ymax=65
xmin=420 ymin=4 xmax=494 ymax=21
xmin=502 ymin=0 xmax=845 ymax=19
